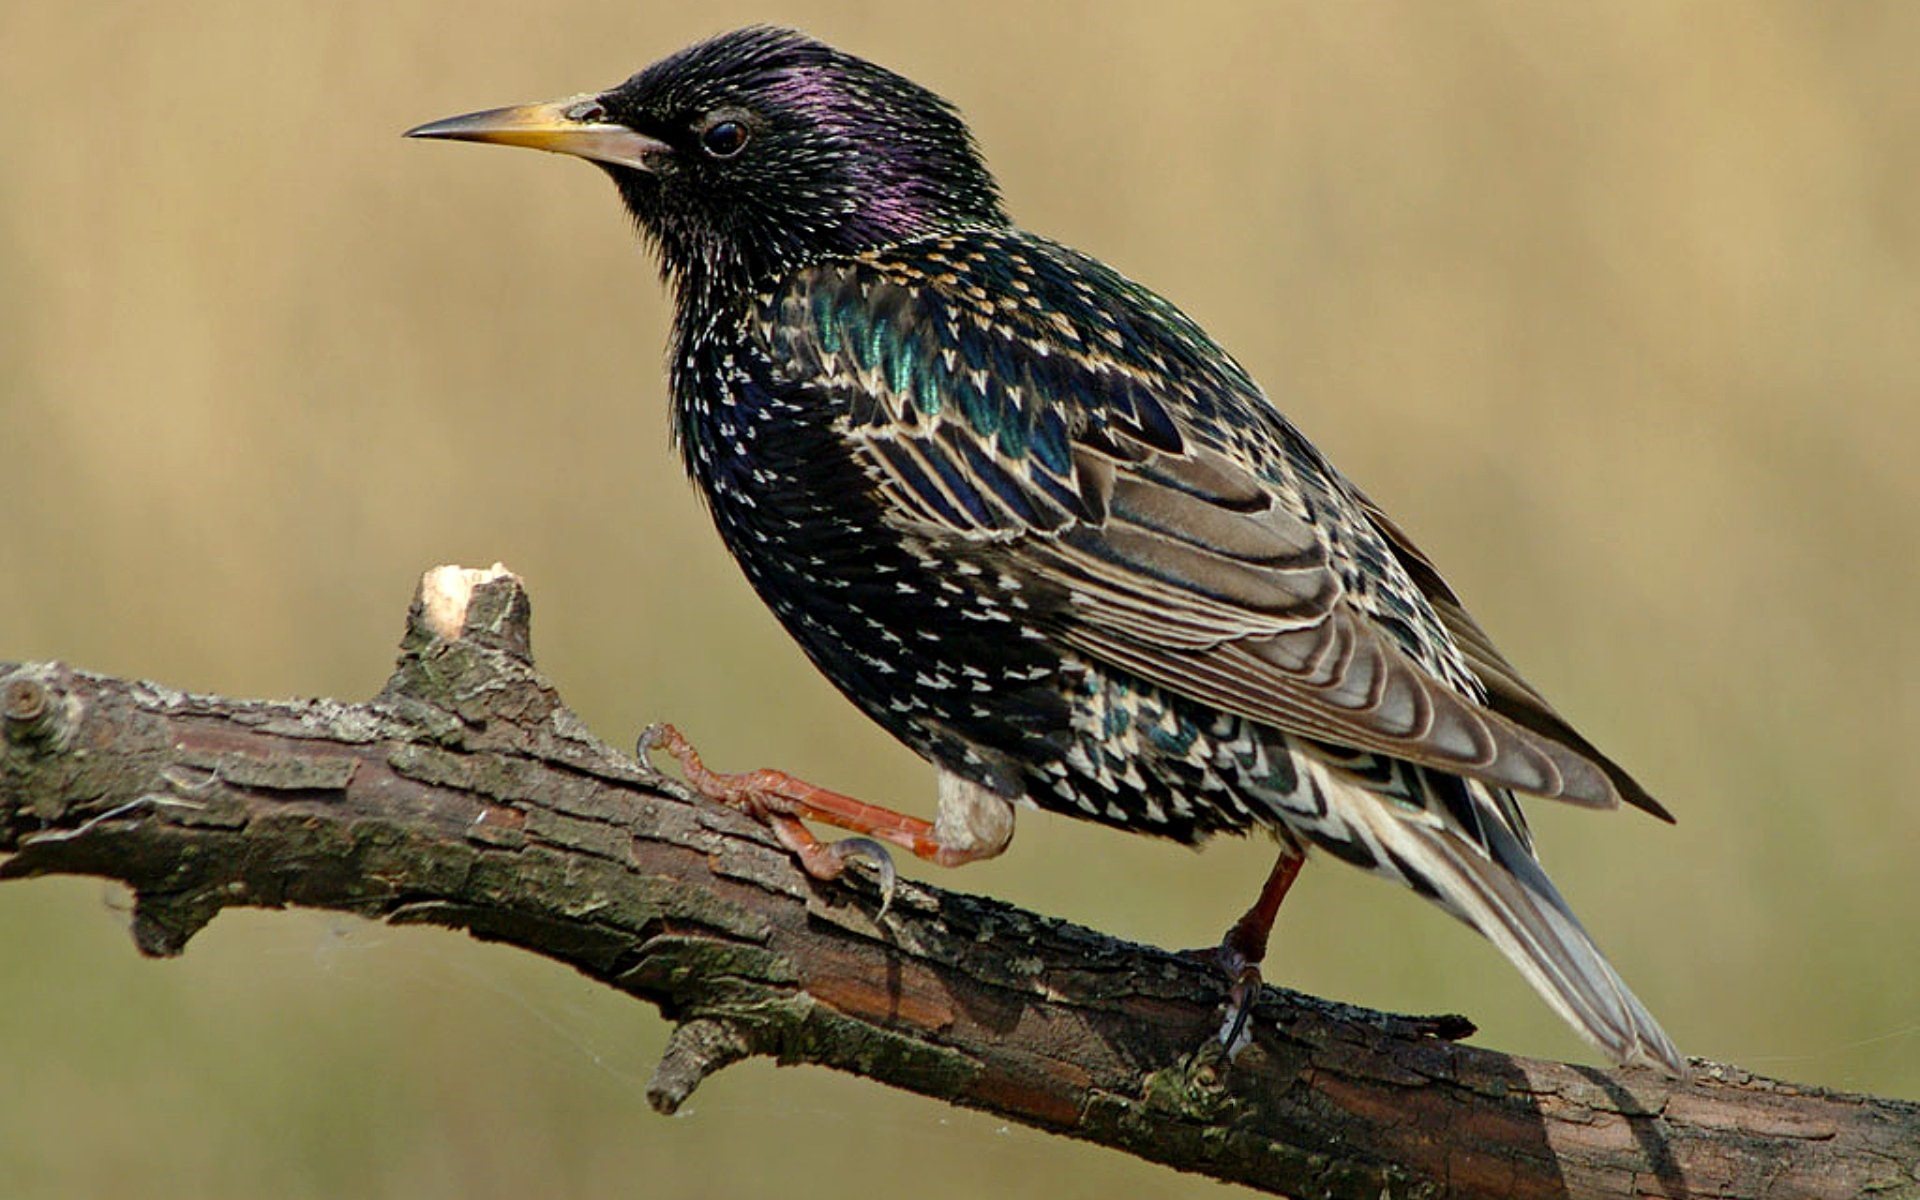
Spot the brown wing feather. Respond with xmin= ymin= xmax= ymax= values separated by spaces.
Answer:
xmin=1355 ymin=495 xmax=1674 ymax=822
xmin=1012 ymin=445 xmax=1643 ymax=809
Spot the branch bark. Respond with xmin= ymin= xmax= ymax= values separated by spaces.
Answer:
xmin=1 ymin=565 xmax=1914 ymax=1199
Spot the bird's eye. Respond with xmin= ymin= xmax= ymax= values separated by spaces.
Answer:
xmin=700 ymin=120 xmax=749 ymax=159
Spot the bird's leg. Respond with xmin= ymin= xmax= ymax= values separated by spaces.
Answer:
xmin=1212 ymin=845 xmax=1306 ymax=1053
xmin=637 ymin=724 xmax=1009 ymax=912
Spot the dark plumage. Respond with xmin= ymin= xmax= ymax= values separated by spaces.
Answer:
xmin=409 ymin=26 xmax=1682 ymax=1072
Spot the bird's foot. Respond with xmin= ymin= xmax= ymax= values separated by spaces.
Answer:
xmin=1177 ymin=941 xmax=1264 ymax=1058
xmin=636 ymin=723 xmax=903 ymax=915
xmin=760 ymin=813 xmax=898 ymax=919
xmin=1216 ymin=944 xmax=1264 ymax=1056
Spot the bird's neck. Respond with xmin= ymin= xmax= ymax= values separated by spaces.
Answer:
xmin=655 ymin=235 xmax=770 ymax=318
xmin=663 ymin=279 xmax=750 ymax=485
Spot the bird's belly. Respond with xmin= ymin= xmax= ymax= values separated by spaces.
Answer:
xmin=711 ymin=483 xmax=1304 ymax=841
xmin=702 ymin=452 xmax=1068 ymax=779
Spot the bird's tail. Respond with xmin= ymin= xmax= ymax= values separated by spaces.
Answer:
xmin=1312 ymin=768 xmax=1685 ymax=1075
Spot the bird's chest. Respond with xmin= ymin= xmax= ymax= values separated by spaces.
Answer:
xmin=674 ymin=344 xmax=879 ymax=594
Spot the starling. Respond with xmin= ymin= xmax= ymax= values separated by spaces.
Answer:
xmin=408 ymin=26 xmax=1683 ymax=1072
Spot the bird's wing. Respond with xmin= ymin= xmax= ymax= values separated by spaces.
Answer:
xmin=756 ymin=244 xmax=1663 ymax=817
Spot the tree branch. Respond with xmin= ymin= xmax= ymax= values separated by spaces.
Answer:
xmin=1 ymin=565 xmax=1914 ymax=1199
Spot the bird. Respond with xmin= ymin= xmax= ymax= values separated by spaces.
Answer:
xmin=408 ymin=25 xmax=1683 ymax=1073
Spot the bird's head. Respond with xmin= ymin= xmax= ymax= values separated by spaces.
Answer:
xmin=408 ymin=26 xmax=1008 ymax=295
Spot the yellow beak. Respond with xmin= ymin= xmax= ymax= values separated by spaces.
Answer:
xmin=405 ymin=97 xmax=668 ymax=172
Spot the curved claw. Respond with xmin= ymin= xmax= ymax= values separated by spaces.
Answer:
xmin=632 ymin=724 xmax=696 ymax=803
xmin=1218 ymin=961 xmax=1261 ymax=1057
xmin=831 ymin=837 xmax=898 ymax=920
xmin=634 ymin=723 xmax=670 ymax=762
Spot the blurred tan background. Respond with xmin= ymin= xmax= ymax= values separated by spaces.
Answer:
xmin=2 ymin=1 xmax=1916 ymax=1195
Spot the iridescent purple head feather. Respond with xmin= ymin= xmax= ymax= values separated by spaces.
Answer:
xmin=586 ymin=27 xmax=1008 ymax=290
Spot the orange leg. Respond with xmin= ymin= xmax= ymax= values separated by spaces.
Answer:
xmin=637 ymin=724 xmax=1005 ymax=910
xmin=1213 ymin=845 xmax=1306 ymax=1052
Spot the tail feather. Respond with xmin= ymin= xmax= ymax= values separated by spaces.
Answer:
xmin=1311 ymin=768 xmax=1684 ymax=1074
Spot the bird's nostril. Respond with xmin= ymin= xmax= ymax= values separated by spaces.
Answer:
xmin=565 ymin=100 xmax=607 ymax=123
